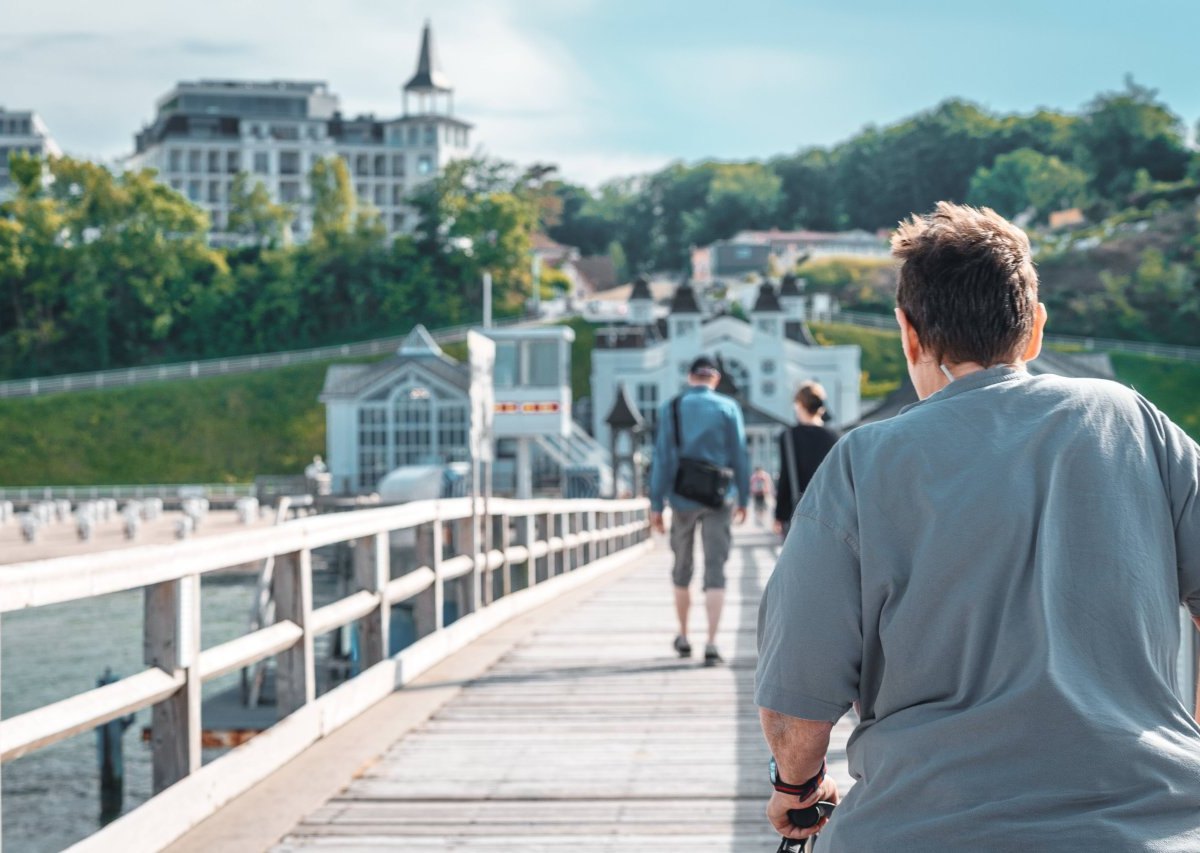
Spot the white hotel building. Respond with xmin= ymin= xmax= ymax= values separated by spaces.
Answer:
xmin=127 ymin=23 xmax=470 ymax=240
xmin=0 ymin=107 xmax=61 ymax=200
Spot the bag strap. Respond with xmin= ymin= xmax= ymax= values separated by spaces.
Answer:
xmin=671 ymin=396 xmax=683 ymax=449
xmin=783 ymin=427 xmax=801 ymax=508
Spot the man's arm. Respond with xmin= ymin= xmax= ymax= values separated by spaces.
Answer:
xmin=648 ymin=399 xmax=674 ymax=532
xmin=760 ymin=708 xmax=838 ymax=841
xmin=728 ymin=403 xmax=751 ymax=512
xmin=1193 ymin=615 xmax=1200 ymax=722
xmin=775 ymin=431 xmax=791 ymax=525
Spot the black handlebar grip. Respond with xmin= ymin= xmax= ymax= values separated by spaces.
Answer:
xmin=787 ymin=801 xmax=836 ymax=829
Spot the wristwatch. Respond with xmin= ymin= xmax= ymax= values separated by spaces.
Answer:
xmin=769 ymin=756 xmax=826 ymax=799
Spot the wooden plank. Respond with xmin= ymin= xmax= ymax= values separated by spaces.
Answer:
xmin=144 ymin=576 xmax=202 ymax=793
xmin=355 ymin=533 xmax=390 ymax=669
xmin=273 ymin=530 xmax=851 ymax=851
xmin=0 ymin=497 xmax=650 ymax=613
xmin=274 ymin=550 xmax=315 ymax=715
xmin=72 ymin=537 xmax=653 ymax=853
xmin=310 ymin=591 xmax=380 ymax=637
xmin=383 ymin=567 xmax=435 ymax=605
xmin=198 ymin=621 xmax=303 ymax=682
xmin=0 ymin=667 xmax=184 ymax=762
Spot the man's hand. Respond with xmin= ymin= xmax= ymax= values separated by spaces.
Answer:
xmin=733 ymin=507 xmax=747 ymax=525
xmin=650 ymin=512 xmax=666 ymax=535
xmin=766 ymin=775 xmax=840 ymax=841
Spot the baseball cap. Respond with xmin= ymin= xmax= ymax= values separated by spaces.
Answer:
xmin=689 ymin=355 xmax=720 ymax=377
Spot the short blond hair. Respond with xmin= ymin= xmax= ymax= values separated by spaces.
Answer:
xmin=892 ymin=201 xmax=1038 ymax=366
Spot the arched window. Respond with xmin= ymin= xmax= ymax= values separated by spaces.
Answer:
xmin=356 ymin=376 xmax=470 ymax=490
xmin=723 ymin=358 xmax=752 ymax=400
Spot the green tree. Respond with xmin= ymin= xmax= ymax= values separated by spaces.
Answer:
xmin=308 ymin=157 xmax=356 ymax=240
xmin=683 ymin=163 xmax=782 ymax=247
xmin=1074 ymin=77 xmax=1190 ymax=199
xmin=605 ymin=240 xmax=628 ymax=285
xmin=227 ymin=173 xmax=293 ymax=248
xmin=967 ymin=148 xmax=1089 ymax=221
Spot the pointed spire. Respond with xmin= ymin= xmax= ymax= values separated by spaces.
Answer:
xmin=753 ymin=281 xmax=783 ymax=313
xmin=405 ymin=21 xmax=453 ymax=93
xmin=398 ymin=324 xmax=443 ymax=357
xmin=779 ymin=273 xmax=803 ymax=297
xmin=669 ymin=282 xmax=702 ymax=315
xmin=630 ymin=276 xmax=652 ymax=301
xmin=605 ymin=384 xmax=646 ymax=431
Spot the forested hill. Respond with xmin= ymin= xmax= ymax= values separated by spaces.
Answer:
xmin=548 ymin=78 xmax=1199 ymax=277
xmin=3 ymin=78 xmax=1197 ymax=381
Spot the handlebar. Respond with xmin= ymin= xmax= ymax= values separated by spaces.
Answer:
xmin=787 ymin=801 xmax=836 ymax=829
xmin=775 ymin=802 xmax=836 ymax=853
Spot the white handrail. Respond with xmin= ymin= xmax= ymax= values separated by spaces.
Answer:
xmin=0 ymin=496 xmax=651 ymax=851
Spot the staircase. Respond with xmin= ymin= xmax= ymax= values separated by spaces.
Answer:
xmin=534 ymin=423 xmax=626 ymax=495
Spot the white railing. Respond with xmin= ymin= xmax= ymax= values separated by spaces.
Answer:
xmin=0 ymin=496 xmax=651 ymax=851
xmin=829 ymin=310 xmax=1200 ymax=363
xmin=0 ymin=482 xmax=255 ymax=503
xmin=0 ymin=316 xmax=534 ymax=400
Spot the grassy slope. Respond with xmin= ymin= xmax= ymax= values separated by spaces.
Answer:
xmin=0 ymin=363 xmax=334 ymax=486
xmin=1109 ymin=353 xmax=1200 ymax=439
xmin=809 ymin=322 xmax=908 ymax=398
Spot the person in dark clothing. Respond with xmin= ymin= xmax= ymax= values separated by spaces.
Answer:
xmin=774 ymin=381 xmax=839 ymax=536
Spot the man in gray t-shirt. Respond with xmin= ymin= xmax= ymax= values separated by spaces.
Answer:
xmin=756 ymin=202 xmax=1200 ymax=850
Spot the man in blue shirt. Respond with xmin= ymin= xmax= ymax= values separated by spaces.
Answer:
xmin=650 ymin=356 xmax=751 ymax=666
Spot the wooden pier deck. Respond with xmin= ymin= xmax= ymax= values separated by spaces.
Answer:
xmin=267 ymin=527 xmax=855 ymax=852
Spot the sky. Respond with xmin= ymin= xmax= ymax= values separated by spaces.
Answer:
xmin=1 ymin=0 xmax=1197 ymax=187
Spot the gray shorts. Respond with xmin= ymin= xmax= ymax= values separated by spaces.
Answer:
xmin=669 ymin=504 xmax=733 ymax=590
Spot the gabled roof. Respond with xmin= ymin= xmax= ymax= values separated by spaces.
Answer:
xmin=605 ymin=384 xmax=646 ymax=431
xmin=785 ymin=320 xmax=819 ymax=346
xmin=630 ymin=276 xmax=653 ymax=301
xmin=404 ymin=22 xmax=453 ymax=93
xmin=753 ymin=282 xmax=783 ymax=313
xmin=669 ymin=282 xmax=702 ymax=315
xmin=571 ymin=256 xmax=619 ymax=292
xmin=320 ymin=327 xmax=469 ymax=401
xmin=398 ymin=324 xmax=443 ymax=357
xmin=779 ymin=273 xmax=803 ymax=297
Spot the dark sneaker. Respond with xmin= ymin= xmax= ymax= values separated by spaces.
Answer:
xmin=704 ymin=644 xmax=723 ymax=667
xmin=673 ymin=635 xmax=692 ymax=658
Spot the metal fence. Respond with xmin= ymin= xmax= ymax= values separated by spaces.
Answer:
xmin=830 ymin=310 xmax=1200 ymax=363
xmin=0 ymin=316 xmax=531 ymax=400
xmin=0 ymin=483 xmax=255 ymax=503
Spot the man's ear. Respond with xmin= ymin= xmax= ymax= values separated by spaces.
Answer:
xmin=895 ymin=307 xmax=921 ymax=367
xmin=1021 ymin=303 xmax=1048 ymax=363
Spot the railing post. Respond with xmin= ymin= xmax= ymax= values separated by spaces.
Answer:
xmin=493 ymin=513 xmax=511 ymax=601
xmin=464 ymin=513 xmax=482 ymax=617
xmin=434 ymin=517 xmax=446 ymax=630
xmin=144 ymin=575 xmax=201 ymax=793
xmin=413 ymin=520 xmax=441 ymax=637
xmin=526 ymin=513 xmax=540 ymax=585
xmin=554 ymin=512 xmax=567 ymax=575
xmin=273 ymin=550 xmax=315 ymax=715
xmin=354 ymin=534 xmax=391 ymax=668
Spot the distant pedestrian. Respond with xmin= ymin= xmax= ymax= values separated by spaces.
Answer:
xmin=750 ymin=466 xmax=773 ymax=526
xmin=774 ymin=381 xmax=839 ymax=537
xmin=650 ymin=356 xmax=750 ymax=666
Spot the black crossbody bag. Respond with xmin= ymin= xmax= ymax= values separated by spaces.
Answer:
xmin=670 ymin=396 xmax=734 ymax=509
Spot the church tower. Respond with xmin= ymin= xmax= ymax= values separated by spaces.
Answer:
xmin=392 ymin=21 xmax=473 ymax=183
xmin=404 ymin=21 xmax=455 ymax=117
